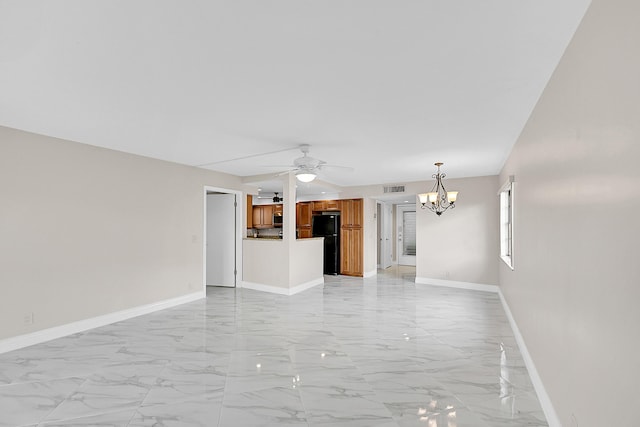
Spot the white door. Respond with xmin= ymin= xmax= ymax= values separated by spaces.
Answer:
xmin=381 ymin=202 xmax=392 ymax=269
xmin=206 ymin=193 xmax=236 ymax=287
xmin=397 ymin=204 xmax=416 ymax=266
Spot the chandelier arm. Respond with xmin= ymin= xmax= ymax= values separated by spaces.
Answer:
xmin=422 ymin=162 xmax=458 ymax=216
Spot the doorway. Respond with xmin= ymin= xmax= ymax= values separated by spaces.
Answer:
xmin=204 ymin=187 xmax=241 ymax=287
xmin=377 ymin=201 xmax=392 ymax=269
xmin=396 ymin=204 xmax=416 ymax=266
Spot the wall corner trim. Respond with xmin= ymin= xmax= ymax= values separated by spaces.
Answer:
xmin=414 ymin=276 xmax=561 ymax=427
xmin=363 ymin=270 xmax=377 ymax=278
xmin=0 ymin=291 xmax=205 ymax=355
xmin=239 ymin=277 xmax=324 ymax=296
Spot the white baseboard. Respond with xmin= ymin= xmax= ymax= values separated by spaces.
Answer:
xmin=414 ymin=276 xmax=559 ymax=427
xmin=363 ymin=269 xmax=377 ymax=278
xmin=0 ymin=291 xmax=205 ymax=355
xmin=415 ymin=276 xmax=499 ymax=293
xmin=239 ymin=277 xmax=324 ymax=296
xmin=497 ymin=290 xmax=561 ymax=427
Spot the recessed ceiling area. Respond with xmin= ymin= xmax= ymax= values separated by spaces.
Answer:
xmin=245 ymin=177 xmax=341 ymax=200
xmin=0 ymin=1 xmax=591 ymax=187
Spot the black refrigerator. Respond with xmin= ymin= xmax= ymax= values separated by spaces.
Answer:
xmin=312 ymin=214 xmax=340 ymax=275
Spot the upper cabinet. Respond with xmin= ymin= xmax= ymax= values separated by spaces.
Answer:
xmin=246 ymin=195 xmax=253 ymax=229
xmin=312 ymin=200 xmax=340 ymax=212
xmin=252 ymin=204 xmax=274 ymax=228
xmin=248 ymin=203 xmax=284 ymax=229
xmin=297 ymin=202 xmax=312 ymax=228
xmin=340 ymin=199 xmax=363 ymax=228
xmin=296 ymin=201 xmax=313 ymax=238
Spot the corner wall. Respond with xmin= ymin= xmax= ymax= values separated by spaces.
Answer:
xmin=416 ymin=175 xmax=500 ymax=286
xmin=0 ymin=126 xmax=245 ymax=341
xmin=498 ymin=0 xmax=640 ymax=425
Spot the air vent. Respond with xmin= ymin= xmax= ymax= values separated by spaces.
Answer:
xmin=383 ymin=185 xmax=405 ymax=193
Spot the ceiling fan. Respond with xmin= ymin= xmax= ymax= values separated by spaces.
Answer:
xmin=256 ymin=192 xmax=283 ymax=202
xmin=278 ymin=144 xmax=352 ymax=183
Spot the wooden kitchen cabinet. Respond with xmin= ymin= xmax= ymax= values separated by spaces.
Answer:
xmin=340 ymin=199 xmax=363 ymax=227
xmin=296 ymin=202 xmax=312 ymax=238
xmin=274 ymin=204 xmax=283 ymax=214
xmin=246 ymin=195 xmax=253 ymax=229
xmin=252 ymin=204 xmax=274 ymax=228
xmin=298 ymin=228 xmax=313 ymax=238
xmin=297 ymin=202 xmax=312 ymax=227
xmin=325 ymin=200 xmax=340 ymax=210
xmin=312 ymin=200 xmax=326 ymax=212
xmin=341 ymin=227 xmax=363 ymax=276
xmin=312 ymin=200 xmax=340 ymax=212
xmin=340 ymin=198 xmax=364 ymax=276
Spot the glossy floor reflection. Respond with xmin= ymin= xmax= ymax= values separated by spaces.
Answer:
xmin=0 ymin=267 xmax=547 ymax=426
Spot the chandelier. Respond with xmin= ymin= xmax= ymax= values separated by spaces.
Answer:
xmin=418 ymin=162 xmax=458 ymax=216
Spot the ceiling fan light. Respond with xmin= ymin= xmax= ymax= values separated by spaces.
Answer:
xmin=296 ymin=171 xmax=316 ymax=183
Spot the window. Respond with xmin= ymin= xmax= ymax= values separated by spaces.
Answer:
xmin=499 ymin=177 xmax=514 ymax=269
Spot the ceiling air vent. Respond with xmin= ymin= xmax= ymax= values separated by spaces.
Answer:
xmin=383 ymin=185 xmax=405 ymax=193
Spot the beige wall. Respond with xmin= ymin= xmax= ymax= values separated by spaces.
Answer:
xmin=341 ymin=178 xmax=499 ymax=283
xmin=416 ymin=175 xmax=500 ymax=285
xmin=242 ymin=239 xmax=289 ymax=288
xmin=289 ymin=238 xmax=324 ymax=286
xmin=0 ymin=126 xmax=245 ymax=341
xmin=499 ymin=0 xmax=640 ymax=425
xmin=362 ymin=198 xmax=377 ymax=276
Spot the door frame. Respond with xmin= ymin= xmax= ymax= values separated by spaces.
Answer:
xmin=203 ymin=186 xmax=244 ymax=289
xmin=377 ymin=201 xmax=392 ymax=269
xmin=396 ymin=204 xmax=416 ymax=266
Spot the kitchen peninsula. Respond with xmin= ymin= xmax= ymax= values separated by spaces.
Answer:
xmin=241 ymin=174 xmax=325 ymax=295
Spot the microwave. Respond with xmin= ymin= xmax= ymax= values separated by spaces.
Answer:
xmin=273 ymin=212 xmax=283 ymax=227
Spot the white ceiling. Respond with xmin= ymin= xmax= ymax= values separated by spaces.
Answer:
xmin=0 ymin=1 xmax=590 ymax=188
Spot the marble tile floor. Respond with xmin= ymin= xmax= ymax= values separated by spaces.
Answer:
xmin=0 ymin=268 xmax=547 ymax=426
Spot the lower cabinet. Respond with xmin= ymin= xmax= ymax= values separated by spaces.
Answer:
xmin=341 ymin=227 xmax=363 ymax=276
xmin=298 ymin=228 xmax=313 ymax=238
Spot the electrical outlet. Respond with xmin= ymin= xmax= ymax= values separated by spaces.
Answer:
xmin=23 ymin=312 xmax=34 ymax=325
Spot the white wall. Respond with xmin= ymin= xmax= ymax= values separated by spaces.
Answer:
xmin=415 ymin=175 xmax=499 ymax=285
xmin=340 ymin=178 xmax=499 ymax=284
xmin=362 ymin=197 xmax=377 ymax=276
xmin=289 ymin=238 xmax=325 ymax=286
xmin=242 ymin=239 xmax=289 ymax=289
xmin=499 ymin=0 xmax=640 ymax=425
xmin=0 ymin=126 xmax=245 ymax=341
